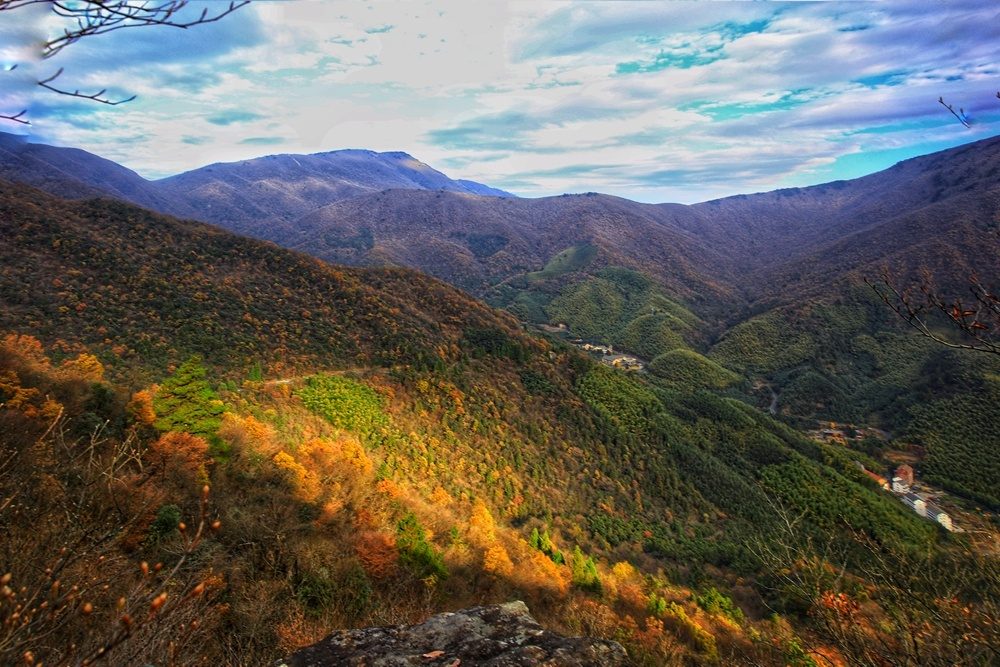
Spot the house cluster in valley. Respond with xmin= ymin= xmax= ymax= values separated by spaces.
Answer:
xmin=533 ymin=323 xmax=646 ymax=371
xmin=861 ymin=463 xmax=955 ymax=531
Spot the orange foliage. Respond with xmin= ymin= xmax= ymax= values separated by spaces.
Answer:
xmin=0 ymin=369 xmax=62 ymax=419
xmin=273 ymin=451 xmax=321 ymax=503
xmin=337 ymin=437 xmax=373 ymax=476
xmin=354 ymin=508 xmax=378 ymax=530
xmin=468 ymin=499 xmax=496 ymax=545
xmin=528 ymin=550 xmax=567 ymax=594
xmin=376 ymin=479 xmax=403 ymax=499
xmin=430 ymin=486 xmax=452 ymax=506
xmin=483 ymin=544 xmax=514 ymax=577
xmin=127 ymin=389 xmax=156 ymax=426
xmin=60 ymin=353 xmax=104 ymax=382
xmin=1 ymin=333 xmax=51 ymax=371
xmin=219 ymin=412 xmax=276 ymax=453
xmin=241 ymin=414 xmax=273 ymax=443
xmin=299 ymin=437 xmax=335 ymax=462
xmin=147 ymin=432 xmax=210 ymax=482
xmin=0 ymin=369 xmax=39 ymax=411
xmin=355 ymin=532 xmax=399 ymax=580
xmin=612 ymin=561 xmax=637 ymax=582
xmin=619 ymin=583 xmax=647 ymax=611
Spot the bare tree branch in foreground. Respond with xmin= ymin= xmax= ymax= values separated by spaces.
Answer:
xmin=0 ymin=0 xmax=249 ymax=124
xmin=866 ymin=268 xmax=1000 ymax=356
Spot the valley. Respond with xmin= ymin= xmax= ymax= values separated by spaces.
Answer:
xmin=2 ymin=133 xmax=1000 ymax=666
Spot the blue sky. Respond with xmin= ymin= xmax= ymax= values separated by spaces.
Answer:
xmin=3 ymin=0 xmax=1000 ymax=203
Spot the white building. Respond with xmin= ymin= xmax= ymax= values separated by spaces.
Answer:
xmin=925 ymin=504 xmax=954 ymax=531
xmin=902 ymin=492 xmax=926 ymax=516
xmin=892 ymin=476 xmax=910 ymax=494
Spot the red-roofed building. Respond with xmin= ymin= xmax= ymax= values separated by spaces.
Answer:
xmin=896 ymin=464 xmax=914 ymax=488
xmin=863 ymin=469 xmax=889 ymax=490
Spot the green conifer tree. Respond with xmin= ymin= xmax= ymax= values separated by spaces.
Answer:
xmin=153 ymin=355 xmax=224 ymax=438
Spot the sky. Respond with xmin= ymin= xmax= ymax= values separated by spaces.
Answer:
xmin=2 ymin=0 xmax=1000 ymax=204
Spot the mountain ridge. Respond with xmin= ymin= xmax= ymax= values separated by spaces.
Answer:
xmin=5 ymin=131 xmax=998 ymax=316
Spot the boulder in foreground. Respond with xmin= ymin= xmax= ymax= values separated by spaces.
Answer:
xmin=270 ymin=601 xmax=632 ymax=667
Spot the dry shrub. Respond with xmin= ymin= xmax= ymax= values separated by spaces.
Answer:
xmin=355 ymin=532 xmax=399 ymax=581
xmin=274 ymin=608 xmax=327 ymax=655
xmin=147 ymin=432 xmax=210 ymax=488
xmin=568 ymin=598 xmax=621 ymax=638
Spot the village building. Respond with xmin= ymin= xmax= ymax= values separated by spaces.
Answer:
xmin=925 ymin=504 xmax=954 ymax=531
xmin=901 ymin=492 xmax=926 ymax=516
xmin=862 ymin=469 xmax=889 ymax=490
xmin=895 ymin=464 xmax=914 ymax=488
xmin=892 ymin=476 xmax=910 ymax=494
xmin=601 ymin=354 xmax=644 ymax=371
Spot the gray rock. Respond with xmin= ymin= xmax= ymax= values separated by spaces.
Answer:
xmin=270 ymin=601 xmax=632 ymax=667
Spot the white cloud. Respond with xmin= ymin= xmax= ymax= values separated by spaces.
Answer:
xmin=6 ymin=0 xmax=1000 ymax=203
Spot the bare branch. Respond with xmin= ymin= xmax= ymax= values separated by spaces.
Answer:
xmin=41 ymin=0 xmax=250 ymax=59
xmin=0 ymin=0 xmax=249 ymax=123
xmin=938 ymin=96 xmax=971 ymax=128
xmin=865 ymin=268 xmax=1000 ymax=356
xmin=0 ymin=110 xmax=30 ymax=125
xmin=37 ymin=67 xmax=137 ymax=105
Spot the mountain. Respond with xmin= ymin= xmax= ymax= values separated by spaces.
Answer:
xmin=153 ymin=149 xmax=517 ymax=228
xmin=7 ymin=130 xmax=999 ymax=314
xmin=0 ymin=131 xmax=194 ymax=216
xmin=274 ymin=189 xmax=733 ymax=303
xmin=0 ymin=179 xmax=515 ymax=376
xmin=689 ymin=134 xmax=1000 ymax=300
xmin=0 ymin=132 xmax=514 ymax=227
xmin=2 ymin=178 xmax=997 ymax=666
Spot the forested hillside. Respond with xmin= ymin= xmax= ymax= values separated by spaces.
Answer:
xmin=2 ymin=181 xmax=998 ymax=666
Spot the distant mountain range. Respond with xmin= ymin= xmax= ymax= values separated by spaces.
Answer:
xmin=5 ymin=132 xmax=999 ymax=308
xmin=0 ymin=132 xmax=514 ymax=222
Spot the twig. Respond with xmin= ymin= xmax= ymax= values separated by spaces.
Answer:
xmin=38 ymin=67 xmax=137 ymax=105
xmin=939 ymin=96 xmax=971 ymax=128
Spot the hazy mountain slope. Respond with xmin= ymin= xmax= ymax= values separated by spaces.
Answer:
xmin=761 ymin=183 xmax=1000 ymax=302
xmin=0 ymin=132 xmax=512 ymax=227
xmin=690 ymin=135 xmax=1000 ymax=291
xmin=270 ymin=189 xmax=733 ymax=304
xmin=455 ymin=178 xmax=517 ymax=197
xmin=153 ymin=149 xmax=513 ymax=227
xmin=0 ymin=132 xmax=192 ymax=216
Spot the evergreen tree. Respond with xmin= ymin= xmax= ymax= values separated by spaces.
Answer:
xmin=153 ymin=356 xmax=224 ymax=438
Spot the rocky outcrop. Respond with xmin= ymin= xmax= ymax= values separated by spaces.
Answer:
xmin=270 ymin=601 xmax=632 ymax=667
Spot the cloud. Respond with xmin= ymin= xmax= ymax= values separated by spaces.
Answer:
xmin=10 ymin=0 xmax=1000 ymax=204
xmin=238 ymin=136 xmax=287 ymax=146
xmin=206 ymin=111 xmax=267 ymax=126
